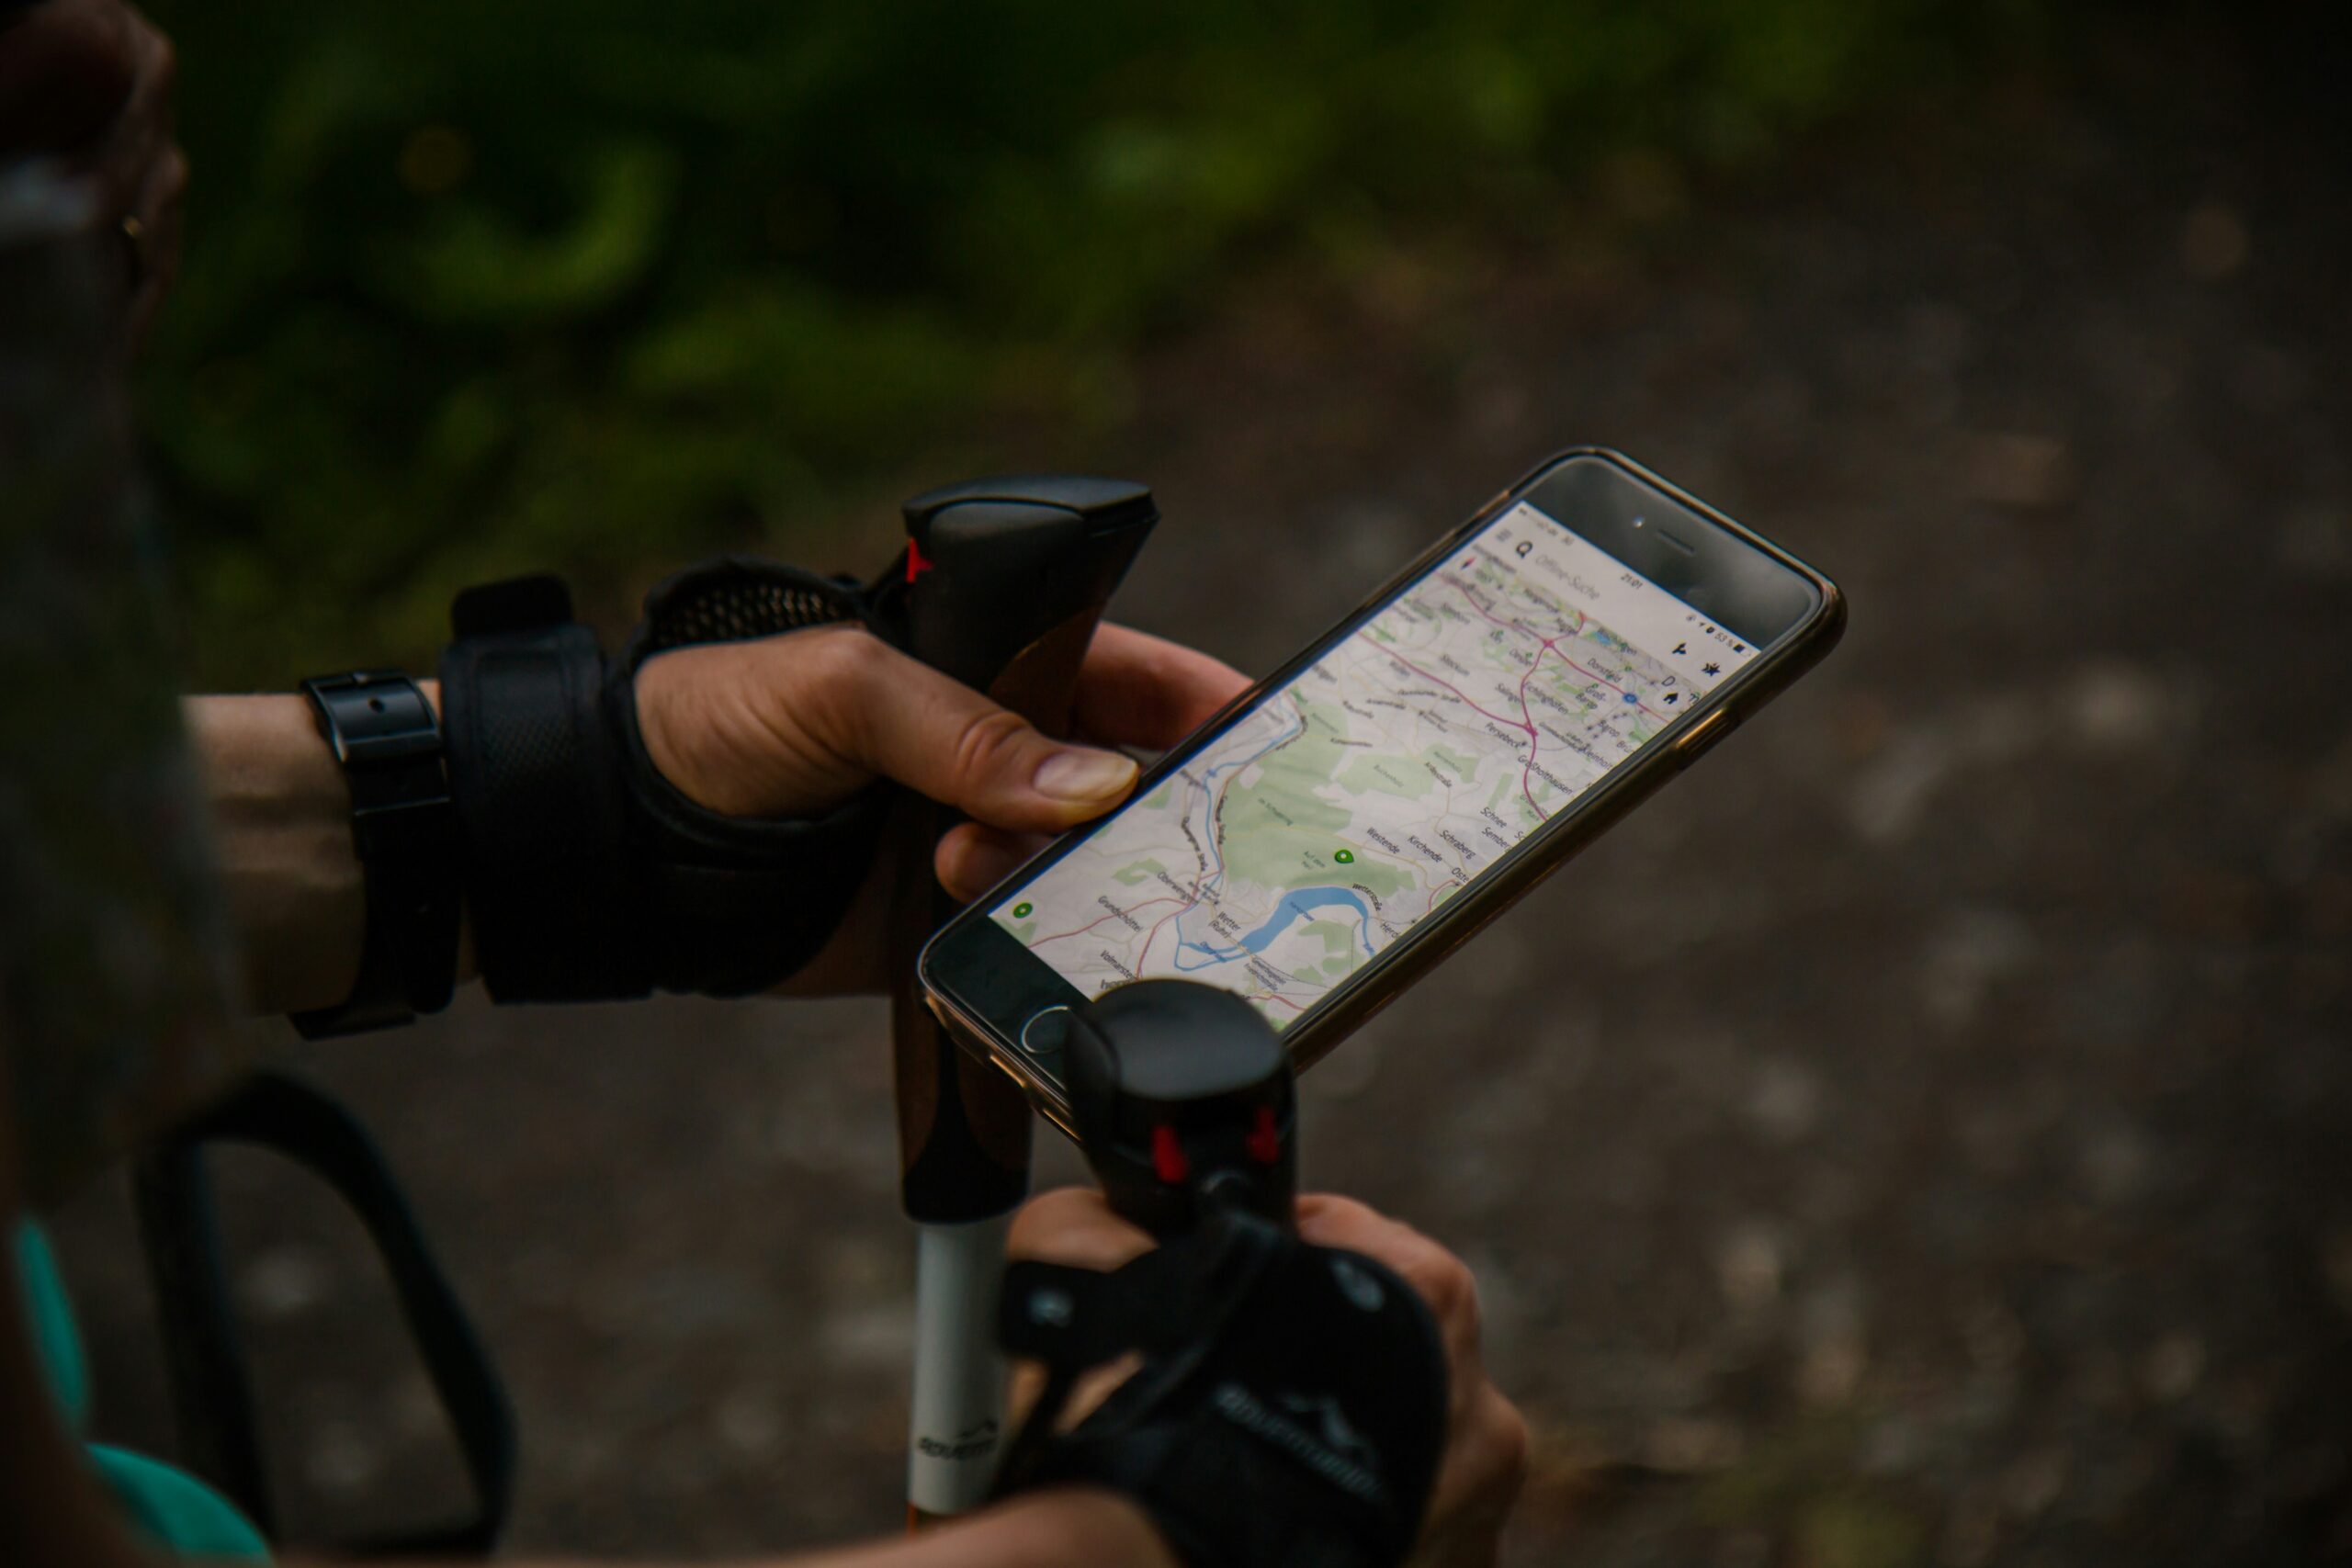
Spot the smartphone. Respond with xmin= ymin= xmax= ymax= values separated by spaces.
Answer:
xmin=919 ymin=448 xmax=1844 ymax=1132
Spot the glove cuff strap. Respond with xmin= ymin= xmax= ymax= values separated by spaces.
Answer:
xmin=439 ymin=575 xmax=647 ymax=1003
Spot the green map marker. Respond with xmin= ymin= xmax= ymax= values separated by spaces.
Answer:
xmin=1012 ymin=902 xmax=1034 ymax=918
xmin=1333 ymin=849 xmax=1355 ymax=864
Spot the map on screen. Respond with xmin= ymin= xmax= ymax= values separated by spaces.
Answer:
xmin=990 ymin=501 xmax=1757 ymax=1027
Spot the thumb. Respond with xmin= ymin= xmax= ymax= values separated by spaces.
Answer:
xmin=833 ymin=635 xmax=1141 ymax=831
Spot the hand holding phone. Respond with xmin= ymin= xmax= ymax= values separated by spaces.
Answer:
xmin=922 ymin=449 xmax=1844 ymax=1128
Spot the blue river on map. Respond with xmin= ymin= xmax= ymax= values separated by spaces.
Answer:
xmin=1176 ymin=886 xmax=1375 ymax=968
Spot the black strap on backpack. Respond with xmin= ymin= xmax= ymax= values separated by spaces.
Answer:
xmin=133 ymin=1072 xmax=514 ymax=1557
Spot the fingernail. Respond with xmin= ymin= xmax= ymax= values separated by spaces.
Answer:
xmin=1033 ymin=748 xmax=1137 ymax=804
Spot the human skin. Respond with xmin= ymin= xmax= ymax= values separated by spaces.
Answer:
xmin=0 ymin=2 xmax=1528 ymax=1561
xmin=160 ymin=623 xmax=1530 ymax=1568
xmin=1009 ymin=1189 xmax=1531 ymax=1568
xmin=4 ymin=615 xmax=1221 ymax=1568
xmin=190 ymin=620 xmax=1247 ymax=1017
xmin=17 ymin=622 xmax=1528 ymax=1568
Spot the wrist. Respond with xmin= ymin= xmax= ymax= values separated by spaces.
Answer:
xmin=187 ymin=692 xmax=364 ymax=1014
xmin=188 ymin=685 xmax=476 ymax=1020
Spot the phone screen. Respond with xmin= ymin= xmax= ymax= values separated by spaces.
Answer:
xmin=986 ymin=499 xmax=1763 ymax=1028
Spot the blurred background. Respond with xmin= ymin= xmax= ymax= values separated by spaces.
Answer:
xmin=41 ymin=0 xmax=2352 ymax=1563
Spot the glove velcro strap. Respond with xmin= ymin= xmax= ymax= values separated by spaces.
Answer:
xmin=440 ymin=581 xmax=649 ymax=1003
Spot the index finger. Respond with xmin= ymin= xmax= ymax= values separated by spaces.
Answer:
xmin=1074 ymin=624 xmax=1251 ymax=751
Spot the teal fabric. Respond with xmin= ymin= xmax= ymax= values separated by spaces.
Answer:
xmin=87 ymin=1444 xmax=273 ymax=1562
xmin=13 ymin=1220 xmax=271 ymax=1562
xmin=15 ymin=1218 xmax=89 ymax=1428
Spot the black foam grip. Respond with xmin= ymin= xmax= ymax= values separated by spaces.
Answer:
xmin=885 ymin=479 xmax=1159 ymax=1224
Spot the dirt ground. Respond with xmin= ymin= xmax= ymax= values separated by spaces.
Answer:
xmin=44 ymin=19 xmax=2352 ymax=1568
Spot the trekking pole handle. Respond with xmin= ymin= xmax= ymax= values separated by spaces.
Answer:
xmin=885 ymin=477 xmax=1159 ymax=1524
xmin=887 ymin=475 xmax=1159 ymax=1221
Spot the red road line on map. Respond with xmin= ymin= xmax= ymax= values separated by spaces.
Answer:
xmin=1440 ymin=566 xmax=1586 ymax=645
xmin=1425 ymin=568 xmax=1668 ymax=815
xmin=1028 ymin=896 xmax=1183 ymax=950
xmin=1136 ymin=902 xmax=1189 ymax=970
xmin=1243 ymin=991 xmax=1308 ymax=1012
xmin=1510 ymin=638 xmax=1560 ymax=816
xmin=1363 ymin=610 xmax=1561 ymax=816
xmin=1436 ymin=569 xmax=1668 ymax=723
xmin=1351 ymin=626 xmax=1556 ymax=821
xmin=1422 ymin=877 xmax=1463 ymax=917
xmin=1351 ymin=634 xmax=1532 ymax=736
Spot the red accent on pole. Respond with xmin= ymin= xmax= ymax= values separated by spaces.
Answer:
xmin=1151 ymin=1124 xmax=1189 ymax=1184
xmin=906 ymin=539 xmax=934 ymax=581
xmin=1246 ymin=1106 xmax=1282 ymax=1165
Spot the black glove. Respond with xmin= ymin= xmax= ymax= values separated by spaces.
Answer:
xmin=437 ymin=558 xmax=888 ymax=1002
xmin=993 ymin=1210 xmax=1449 ymax=1568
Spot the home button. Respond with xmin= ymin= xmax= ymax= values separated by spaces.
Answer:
xmin=1021 ymin=1006 xmax=1075 ymax=1057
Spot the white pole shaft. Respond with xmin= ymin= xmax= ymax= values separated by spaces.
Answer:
xmin=907 ymin=1215 xmax=1012 ymax=1518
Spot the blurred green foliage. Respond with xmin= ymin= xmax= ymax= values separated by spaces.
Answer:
xmin=143 ymin=0 xmax=2044 ymax=682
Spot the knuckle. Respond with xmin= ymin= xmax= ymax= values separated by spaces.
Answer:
xmin=801 ymin=622 xmax=881 ymax=682
xmin=949 ymin=705 xmax=1035 ymax=787
xmin=796 ymin=626 xmax=883 ymax=722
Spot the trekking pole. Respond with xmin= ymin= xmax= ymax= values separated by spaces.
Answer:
xmin=985 ymin=979 xmax=1302 ymax=1495
xmin=882 ymin=477 xmax=1159 ymax=1524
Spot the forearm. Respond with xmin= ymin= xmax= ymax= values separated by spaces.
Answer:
xmin=185 ymin=685 xmax=473 ymax=1018
xmin=390 ymin=1490 xmax=1180 ymax=1568
xmin=791 ymin=1491 xmax=1178 ymax=1568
